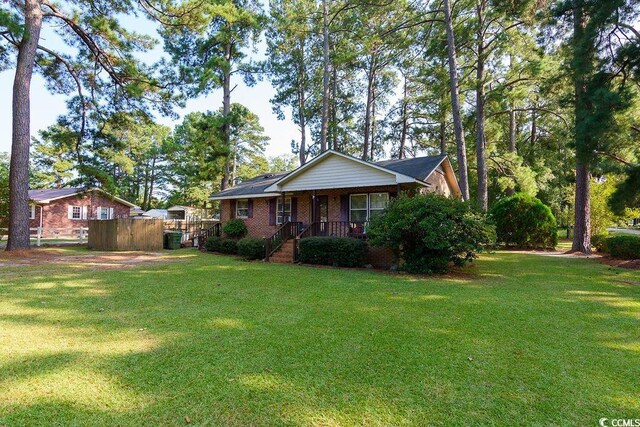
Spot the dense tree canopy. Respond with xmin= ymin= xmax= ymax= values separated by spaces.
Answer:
xmin=1 ymin=0 xmax=639 ymax=251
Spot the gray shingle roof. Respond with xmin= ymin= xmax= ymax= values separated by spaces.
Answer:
xmin=210 ymin=154 xmax=448 ymax=199
xmin=374 ymin=155 xmax=447 ymax=181
xmin=211 ymin=172 xmax=289 ymax=198
xmin=28 ymin=187 xmax=87 ymax=202
xmin=28 ymin=187 xmax=137 ymax=207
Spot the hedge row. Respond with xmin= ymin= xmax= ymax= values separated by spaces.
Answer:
xmin=595 ymin=234 xmax=640 ymax=259
xmin=205 ymin=236 xmax=265 ymax=260
xmin=298 ymin=237 xmax=368 ymax=267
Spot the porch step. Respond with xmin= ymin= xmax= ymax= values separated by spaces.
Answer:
xmin=269 ymin=240 xmax=295 ymax=263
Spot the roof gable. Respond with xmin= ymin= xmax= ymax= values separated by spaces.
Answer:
xmin=265 ymin=150 xmax=418 ymax=192
xmin=374 ymin=155 xmax=447 ymax=182
xmin=209 ymin=150 xmax=461 ymax=199
xmin=28 ymin=187 xmax=137 ymax=207
xmin=210 ymin=172 xmax=287 ymax=200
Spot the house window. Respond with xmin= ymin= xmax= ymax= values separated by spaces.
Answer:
xmin=368 ymin=193 xmax=389 ymax=220
xmin=349 ymin=194 xmax=368 ymax=222
xmin=276 ymin=198 xmax=291 ymax=225
xmin=70 ymin=206 xmax=82 ymax=220
xmin=350 ymin=192 xmax=389 ymax=222
xmin=99 ymin=207 xmax=111 ymax=220
xmin=29 ymin=204 xmax=36 ymax=220
xmin=236 ymin=199 xmax=249 ymax=218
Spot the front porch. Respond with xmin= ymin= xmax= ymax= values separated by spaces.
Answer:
xmin=264 ymin=218 xmax=395 ymax=268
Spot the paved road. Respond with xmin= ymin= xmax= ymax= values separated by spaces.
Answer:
xmin=607 ymin=228 xmax=640 ymax=235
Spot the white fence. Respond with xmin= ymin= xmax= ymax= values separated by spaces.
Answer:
xmin=0 ymin=227 xmax=89 ymax=247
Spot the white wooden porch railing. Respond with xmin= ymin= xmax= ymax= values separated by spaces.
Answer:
xmin=0 ymin=227 xmax=89 ymax=247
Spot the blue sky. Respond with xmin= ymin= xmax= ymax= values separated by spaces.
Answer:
xmin=0 ymin=7 xmax=298 ymax=158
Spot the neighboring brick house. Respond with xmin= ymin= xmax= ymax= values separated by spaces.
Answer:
xmin=210 ymin=150 xmax=461 ymax=267
xmin=28 ymin=188 xmax=136 ymax=230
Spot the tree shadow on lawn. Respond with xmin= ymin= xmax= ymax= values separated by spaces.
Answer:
xmin=1 ymin=252 xmax=639 ymax=425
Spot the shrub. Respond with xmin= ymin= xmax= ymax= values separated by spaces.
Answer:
xmin=490 ymin=193 xmax=558 ymax=249
xmin=298 ymin=237 xmax=368 ymax=268
xmin=219 ymin=238 xmax=238 ymax=254
xmin=237 ymin=237 xmax=265 ymax=260
xmin=223 ymin=219 xmax=248 ymax=239
xmin=605 ymin=235 xmax=640 ymax=259
xmin=205 ymin=236 xmax=238 ymax=255
xmin=367 ymin=194 xmax=495 ymax=274
xmin=204 ymin=236 xmax=222 ymax=252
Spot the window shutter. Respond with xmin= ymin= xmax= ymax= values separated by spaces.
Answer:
xmin=68 ymin=206 xmax=73 ymax=219
xmin=109 ymin=207 xmax=114 ymax=219
xmin=247 ymin=199 xmax=254 ymax=218
xmin=268 ymin=198 xmax=276 ymax=225
xmin=389 ymin=192 xmax=397 ymax=199
xmin=230 ymin=200 xmax=236 ymax=219
xmin=81 ymin=206 xmax=88 ymax=220
xmin=340 ymin=195 xmax=349 ymax=221
xmin=291 ymin=197 xmax=297 ymax=222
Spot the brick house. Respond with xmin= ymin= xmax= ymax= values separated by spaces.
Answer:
xmin=210 ymin=150 xmax=461 ymax=266
xmin=29 ymin=187 xmax=137 ymax=230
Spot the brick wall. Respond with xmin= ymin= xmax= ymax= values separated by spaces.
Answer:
xmin=29 ymin=192 xmax=131 ymax=229
xmin=219 ymin=185 xmax=405 ymax=238
xmin=218 ymin=183 xmax=447 ymax=268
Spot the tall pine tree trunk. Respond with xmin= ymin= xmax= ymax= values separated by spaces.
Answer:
xmin=475 ymin=0 xmax=488 ymax=211
xmin=362 ymin=59 xmax=375 ymax=161
xmin=147 ymin=150 xmax=157 ymax=210
xmin=440 ymin=120 xmax=446 ymax=155
xmin=7 ymin=0 xmax=43 ymax=251
xmin=298 ymin=93 xmax=307 ymax=165
xmin=370 ymin=87 xmax=376 ymax=161
xmin=221 ymin=39 xmax=232 ymax=190
xmin=398 ymin=73 xmax=408 ymax=159
xmin=331 ymin=62 xmax=338 ymax=151
xmin=571 ymin=0 xmax=592 ymax=254
xmin=320 ymin=0 xmax=329 ymax=152
xmin=443 ymin=0 xmax=470 ymax=201
xmin=297 ymin=38 xmax=307 ymax=165
xmin=505 ymin=105 xmax=517 ymax=196
xmin=509 ymin=107 xmax=517 ymax=153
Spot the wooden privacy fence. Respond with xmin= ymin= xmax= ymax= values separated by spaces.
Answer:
xmin=88 ymin=219 xmax=163 ymax=251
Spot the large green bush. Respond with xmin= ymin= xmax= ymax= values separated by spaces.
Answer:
xmin=204 ymin=236 xmax=222 ymax=252
xmin=490 ymin=193 xmax=558 ymax=249
xmin=603 ymin=235 xmax=640 ymax=259
xmin=219 ymin=238 xmax=238 ymax=254
xmin=368 ymin=194 xmax=495 ymax=274
xmin=223 ymin=219 xmax=248 ymax=239
xmin=204 ymin=236 xmax=238 ymax=255
xmin=237 ymin=237 xmax=265 ymax=260
xmin=298 ymin=237 xmax=368 ymax=267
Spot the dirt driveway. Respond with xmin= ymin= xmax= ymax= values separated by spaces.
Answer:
xmin=0 ymin=247 xmax=191 ymax=269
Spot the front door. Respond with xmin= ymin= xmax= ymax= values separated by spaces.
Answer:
xmin=313 ymin=195 xmax=329 ymax=235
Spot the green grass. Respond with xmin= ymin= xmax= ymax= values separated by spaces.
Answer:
xmin=1 ymin=248 xmax=639 ymax=426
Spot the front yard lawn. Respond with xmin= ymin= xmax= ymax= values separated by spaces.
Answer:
xmin=1 ymin=248 xmax=639 ymax=425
